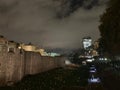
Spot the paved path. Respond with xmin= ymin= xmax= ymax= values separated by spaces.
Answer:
xmin=86 ymin=64 xmax=107 ymax=90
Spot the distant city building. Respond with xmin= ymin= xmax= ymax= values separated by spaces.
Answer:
xmin=48 ymin=52 xmax=60 ymax=57
xmin=91 ymin=50 xmax=99 ymax=56
xmin=82 ymin=37 xmax=92 ymax=50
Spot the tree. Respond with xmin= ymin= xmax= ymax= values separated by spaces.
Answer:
xmin=99 ymin=0 xmax=120 ymax=54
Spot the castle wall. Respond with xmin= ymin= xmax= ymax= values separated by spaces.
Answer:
xmin=0 ymin=47 xmax=25 ymax=85
xmin=0 ymin=50 xmax=6 ymax=85
xmin=5 ymin=49 xmax=25 ymax=84
xmin=25 ymin=52 xmax=65 ymax=75
xmin=0 ymin=49 xmax=65 ymax=86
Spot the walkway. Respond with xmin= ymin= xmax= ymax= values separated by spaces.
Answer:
xmin=86 ymin=64 xmax=106 ymax=90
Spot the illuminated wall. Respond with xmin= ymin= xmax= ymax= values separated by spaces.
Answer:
xmin=21 ymin=45 xmax=36 ymax=51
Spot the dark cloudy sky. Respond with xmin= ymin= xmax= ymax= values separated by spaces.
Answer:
xmin=0 ymin=0 xmax=108 ymax=49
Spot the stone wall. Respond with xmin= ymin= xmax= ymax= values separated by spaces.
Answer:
xmin=0 ymin=49 xmax=65 ymax=86
xmin=0 ymin=48 xmax=25 ymax=85
xmin=25 ymin=51 xmax=65 ymax=75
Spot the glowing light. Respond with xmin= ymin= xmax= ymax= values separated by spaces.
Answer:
xmin=88 ymin=78 xmax=101 ymax=83
xmin=86 ymin=59 xmax=93 ymax=62
xmin=89 ymin=69 xmax=96 ymax=73
xmin=65 ymin=60 xmax=71 ymax=65
xmin=90 ymin=67 xmax=96 ymax=69
xmin=18 ymin=46 xmax=22 ymax=49
xmin=86 ymin=58 xmax=94 ymax=62
xmin=105 ymin=58 xmax=107 ymax=61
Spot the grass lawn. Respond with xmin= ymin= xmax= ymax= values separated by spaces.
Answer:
xmin=0 ymin=65 xmax=89 ymax=90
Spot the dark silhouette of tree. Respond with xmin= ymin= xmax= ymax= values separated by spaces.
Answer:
xmin=71 ymin=48 xmax=84 ymax=64
xmin=99 ymin=0 xmax=120 ymax=54
xmin=97 ymin=38 xmax=105 ymax=56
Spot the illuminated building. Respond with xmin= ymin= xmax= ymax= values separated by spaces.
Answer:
xmin=20 ymin=44 xmax=36 ymax=51
xmin=48 ymin=52 xmax=60 ymax=57
xmin=19 ymin=44 xmax=49 ymax=56
xmin=0 ymin=35 xmax=61 ymax=57
xmin=93 ymin=41 xmax=99 ymax=49
xmin=91 ymin=50 xmax=99 ymax=56
xmin=35 ymin=49 xmax=48 ymax=56
xmin=82 ymin=37 xmax=92 ymax=50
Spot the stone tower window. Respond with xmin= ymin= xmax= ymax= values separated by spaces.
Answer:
xmin=8 ymin=48 xmax=15 ymax=53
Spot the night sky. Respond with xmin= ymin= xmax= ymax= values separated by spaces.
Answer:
xmin=0 ymin=0 xmax=108 ymax=49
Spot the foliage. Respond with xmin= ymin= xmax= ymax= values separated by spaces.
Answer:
xmin=99 ymin=0 xmax=120 ymax=54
